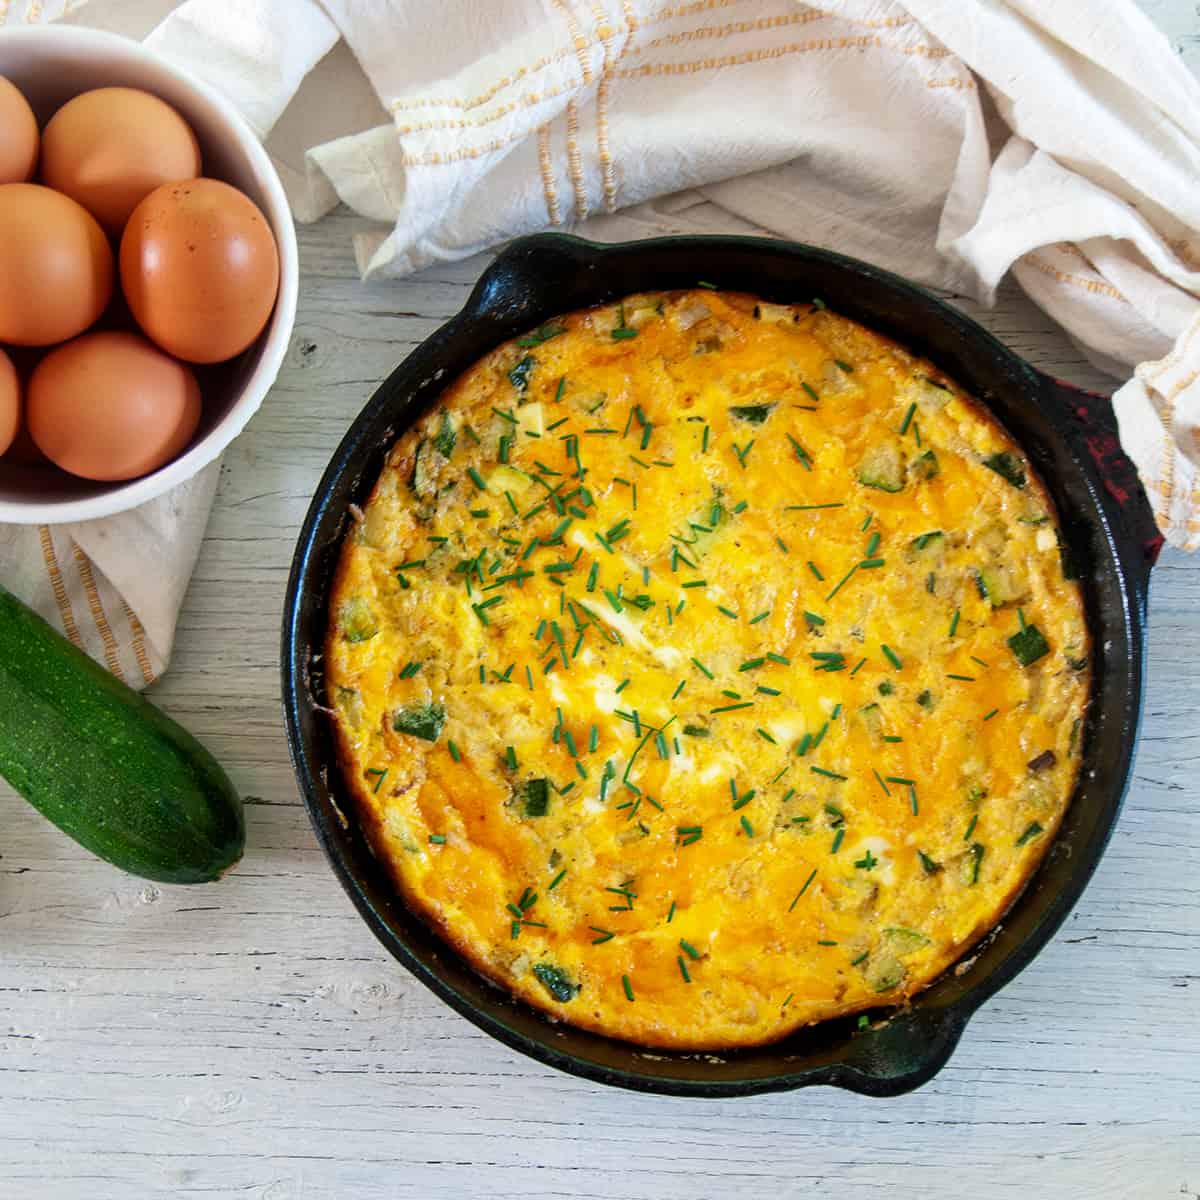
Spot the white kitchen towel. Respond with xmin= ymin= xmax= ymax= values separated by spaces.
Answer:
xmin=144 ymin=0 xmax=1199 ymax=549
xmin=2 ymin=0 xmax=1197 ymax=688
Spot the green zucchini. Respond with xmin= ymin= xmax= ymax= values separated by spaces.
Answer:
xmin=521 ymin=777 xmax=550 ymax=817
xmin=1008 ymin=623 xmax=1050 ymax=666
xmin=728 ymin=403 xmax=775 ymax=424
xmin=857 ymin=442 xmax=905 ymax=492
xmin=392 ymin=702 xmax=446 ymax=742
xmin=0 ymin=585 xmax=244 ymax=884
xmin=983 ymin=451 xmax=1026 ymax=489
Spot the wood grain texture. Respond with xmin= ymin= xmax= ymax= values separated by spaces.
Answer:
xmin=2 ymin=5 xmax=1198 ymax=1194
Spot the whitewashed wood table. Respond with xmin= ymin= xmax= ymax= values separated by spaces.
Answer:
xmin=3 ymin=11 xmax=1200 ymax=1200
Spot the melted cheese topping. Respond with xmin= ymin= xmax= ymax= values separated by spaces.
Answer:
xmin=326 ymin=291 xmax=1090 ymax=1049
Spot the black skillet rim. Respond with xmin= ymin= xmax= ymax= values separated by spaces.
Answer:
xmin=282 ymin=233 xmax=1155 ymax=1097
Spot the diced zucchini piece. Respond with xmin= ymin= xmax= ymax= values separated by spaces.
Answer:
xmin=865 ymin=954 xmax=905 ymax=993
xmin=857 ymin=442 xmax=905 ymax=492
xmin=432 ymin=410 xmax=457 ymax=458
xmin=392 ymin=702 xmax=446 ymax=742
xmin=410 ymin=438 xmax=437 ymax=498
xmin=910 ymin=449 xmax=939 ymax=480
xmin=1008 ymin=623 xmax=1050 ymax=666
xmin=489 ymin=464 xmax=535 ymax=497
xmin=532 ymin=962 xmax=579 ymax=1002
xmin=521 ymin=778 xmax=550 ymax=817
xmin=977 ymin=565 xmax=1024 ymax=608
xmin=859 ymin=703 xmax=884 ymax=736
xmin=754 ymin=301 xmax=794 ymax=324
xmin=728 ymin=403 xmax=775 ymax=424
xmin=515 ymin=401 xmax=544 ymax=438
xmin=884 ymin=927 xmax=930 ymax=955
xmin=340 ymin=597 xmax=379 ymax=643
xmin=983 ymin=451 xmax=1027 ymax=489
xmin=508 ymin=355 xmax=535 ymax=392
xmin=911 ymin=374 xmax=951 ymax=412
xmin=677 ymin=496 xmax=728 ymax=558
xmin=334 ymin=686 xmax=364 ymax=727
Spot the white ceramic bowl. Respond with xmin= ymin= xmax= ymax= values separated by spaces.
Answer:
xmin=0 ymin=26 xmax=298 ymax=524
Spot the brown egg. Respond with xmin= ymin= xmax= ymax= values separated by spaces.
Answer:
xmin=27 ymin=331 xmax=201 ymax=482
xmin=0 ymin=347 xmax=19 ymax=457
xmin=0 ymin=76 xmax=38 ymax=184
xmin=0 ymin=184 xmax=114 ymax=346
xmin=120 ymin=178 xmax=279 ymax=364
xmin=40 ymin=87 xmax=202 ymax=236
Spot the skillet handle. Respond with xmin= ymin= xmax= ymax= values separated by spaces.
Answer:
xmin=1037 ymin=373 xmax=1163 ymax=584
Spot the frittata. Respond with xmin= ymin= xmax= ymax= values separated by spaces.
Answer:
xmin=325 ymin=289 xmax=1090 ymax=1050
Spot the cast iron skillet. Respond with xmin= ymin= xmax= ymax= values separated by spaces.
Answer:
xmin=282 ymin=234 xmax=1162 ymax=1096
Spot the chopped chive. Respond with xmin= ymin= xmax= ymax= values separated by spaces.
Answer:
xmin=787 ymin=502 xmax=844 ymax=511
xmin=621 ymin=974 xmax=635 ymax=1001
xmin=590 ymin=927 xmax=615 ymax=944
xmin=826 ymin=563 xmax=859 ymax=601
xmin=831 ymin=828 xmax=845 ymax=853
xmin=548 ymin=869 xmax=567 ymax=891
xmin=983 ymin=708 xmax=1000 ymax=721
xmin=711 ymin=701 xmax=754 ymax=714
xmin=873 ymin=769 xmax=891 ymax=796
xmin=807 ymin=561 xmax=825 ymax=581
xmin=949 ymin=610 xmax=961 ymax=638
xmin=447 ymin=740 xmax=461 ymax=763
xmin=680 ymin=939 xmax=702 ymax=961
xmin=671 ymin=680 xmax=687 ymax=700
xmin=428 ymin=834 xmax=446 ymax=845
xmin=810 ymin=766 xmax=847 ymax=781
xmin=365 ymin=767 xmax=388 ymax=794
xmin=766 ymin=652 xmax=790 ymax=665
xmin=850 ymin=657 xmax=867 ymax=677
xmin=899 ymin=402 xmax=917 ymax=435
xmin=947 ymin=673 xmax=976 ymax=682
xmin=682 ymin=579 xmax=707 ymax=589
xmin=964 ymin=814 xmax=979 ymax=842
xmin=740 ymin=815 xmax=755 ymax=837
xmin=756 ymin=685 xmax=781 ymax=696
xmin=677 ymin=956 xmax=692 ymax=983
xmin=789 ymin=868 xmax=818 ymax=911
xmin=691 ymin=658 xmax=714 ymax=679
xmin=804 ymin=610 xmax=825 ymax=626
xmin=881 ymin=644 xmax=903 ymax=670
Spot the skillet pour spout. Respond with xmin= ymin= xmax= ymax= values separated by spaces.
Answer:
xmin=283 ymin=233 xmax=1159 ymax=1096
